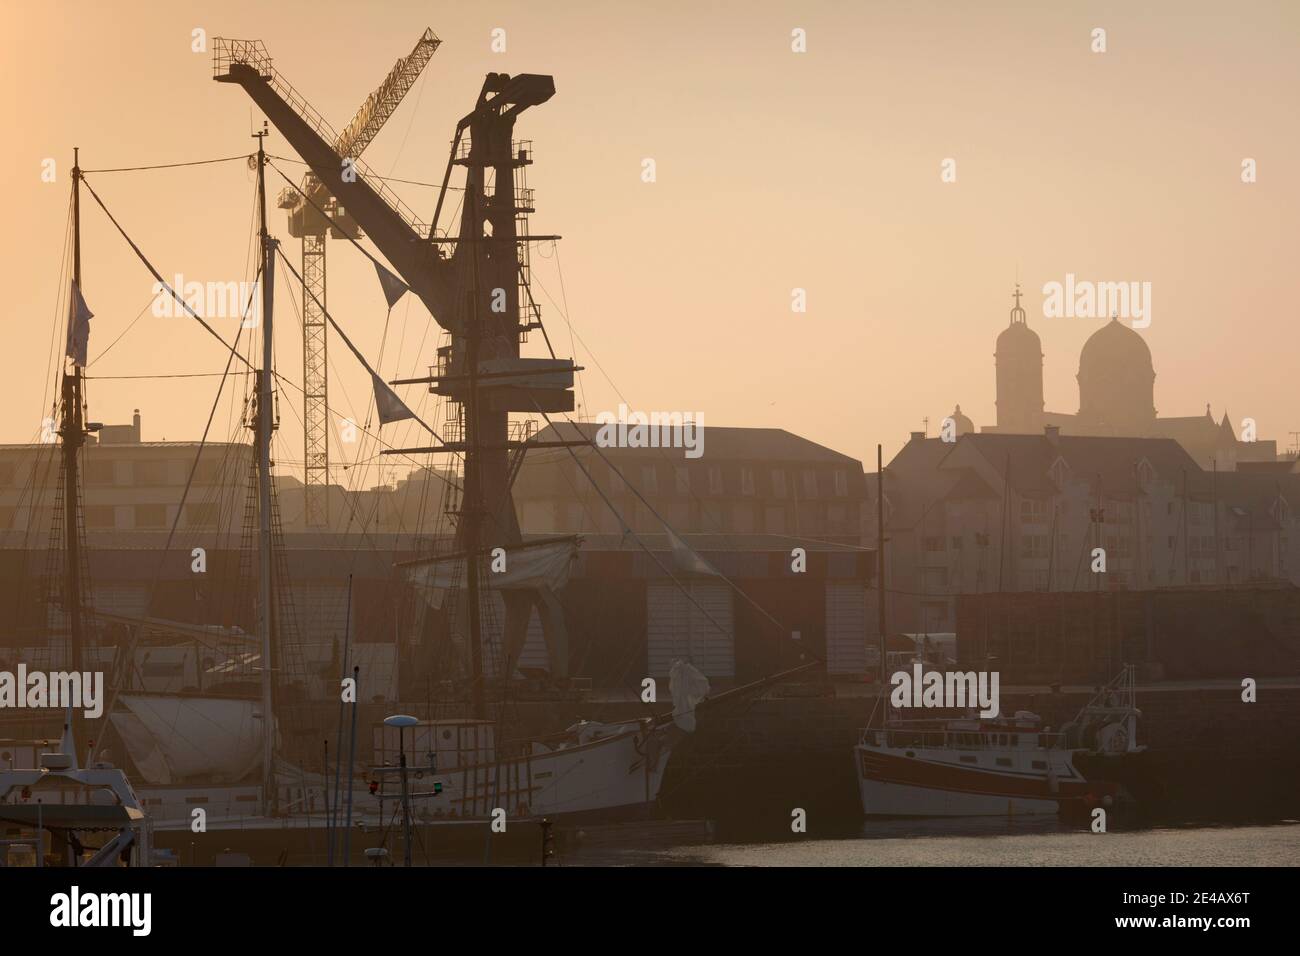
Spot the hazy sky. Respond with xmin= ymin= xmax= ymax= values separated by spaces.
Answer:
xmin=4 ymin=0 xmax=1298 ymax=482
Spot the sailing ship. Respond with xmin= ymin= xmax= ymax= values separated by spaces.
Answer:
xmin=6 ymin=31 xmax=744 ymax=865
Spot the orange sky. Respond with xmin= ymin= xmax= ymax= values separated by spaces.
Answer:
xmin=3 ymin=0 xmax=1298 ymax=483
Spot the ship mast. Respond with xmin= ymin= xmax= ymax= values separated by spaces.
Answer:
xmin=462 ymin=186 xmax=486 ymax=720
xmin=254 ymin=127 xmax=280 ymax=814
xmin=62 ymin=149 xmax=87 ymax=759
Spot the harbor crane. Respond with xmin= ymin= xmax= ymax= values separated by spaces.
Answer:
xmin=213 ymin=34 xmax=577 ymax=691
xmin=276 ymin=29 xmax=441 ymax=527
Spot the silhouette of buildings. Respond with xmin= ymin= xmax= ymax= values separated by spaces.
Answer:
xmin=976 ymin=286 xmax=1278 ymax=470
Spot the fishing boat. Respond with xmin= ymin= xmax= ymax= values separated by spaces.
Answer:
xmin=854 ymin=666 xmax=1142 ymax=818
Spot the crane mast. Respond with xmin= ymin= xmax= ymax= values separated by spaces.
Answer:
xmin=213 ymin=37 xmax=576 ymax=698
xmin=275 ymin=29 xmax=441 ymax=527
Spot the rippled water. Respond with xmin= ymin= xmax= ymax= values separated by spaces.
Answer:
xmin=568 ymin=820 xmax=1300 ymax=867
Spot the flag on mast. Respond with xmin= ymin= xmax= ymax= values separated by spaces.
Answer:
xmin=371 ymin=372 xmax=415 ymax=425
xmin=65 ymin=281 xmax=93 ymax=367
xmin=374 ymin=261 xmax=409 ymax=310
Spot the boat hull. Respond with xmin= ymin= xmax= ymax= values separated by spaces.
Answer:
xmin=855 ymin=744 xmax=1089 ymax=818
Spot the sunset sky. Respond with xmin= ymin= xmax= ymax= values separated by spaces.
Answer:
xmin=3 ymin=0 xmax=1297 ymax=482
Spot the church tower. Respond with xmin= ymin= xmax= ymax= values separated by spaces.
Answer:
xmin=995 ymin=285 xmax=1045 ymax=433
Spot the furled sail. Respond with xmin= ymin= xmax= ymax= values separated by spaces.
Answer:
xmin=111 ymin=695 xmax=267 ymax=783
xmin=403 ymin=536 xmax=580 ymax=610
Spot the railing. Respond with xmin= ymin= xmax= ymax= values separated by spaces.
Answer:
xmin=213 ymin=37 xmax=430 ymax=237
xmin=213 ymin=38 xmax=273 ymax=80
xmin=454 ymin=136 xmax=534 ymax=167
xmin=861 ymin=728 xmax=1067 ymax=751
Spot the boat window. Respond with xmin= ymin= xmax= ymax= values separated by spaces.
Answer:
xmin=1032 ymin=760 xmax=1047 ymax=770
xmin=996 ymin=757 xmax=1012 ymax=767
xmin=960 ymin=755 xmax=977 ymax=764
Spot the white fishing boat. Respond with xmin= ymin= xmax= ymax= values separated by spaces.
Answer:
xmin=854 ymin=666 xmax=1142 ymax=818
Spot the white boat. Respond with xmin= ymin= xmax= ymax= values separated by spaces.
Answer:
xmin=854 ymin=666 xmax=1142 ymax=818
xmin=855 ymin=712 xmax=1090 ymax=817
xmin=0 ymin=714 xmax=152 ymax=867
xmin=368 ymin=715 xmax=680 ymax=824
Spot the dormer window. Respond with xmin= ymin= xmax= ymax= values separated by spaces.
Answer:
xmin=1137 ymin=459 xmax=1156 ymax=486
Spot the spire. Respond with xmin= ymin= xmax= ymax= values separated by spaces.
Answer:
xmin=1009 ymin=283 xmax=1027 ymax=325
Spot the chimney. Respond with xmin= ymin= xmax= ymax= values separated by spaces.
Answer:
xmin=909 ymin=431 xmax=926 ymax=443
xmin=1044 ymin=424 xmax=1060 ymax=444
xmin=132 ymin=409 xmax=142 ymax=443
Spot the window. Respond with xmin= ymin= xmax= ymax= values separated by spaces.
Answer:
xmin=0 ymin=506 xmax=16 ymax=529
xmin=733 ymin=504 xmax=755 ymax=533
xmin=959 ymin=755 xmax=977 ymax=764
xmin=801 ymin=469 xmax=817 ymax=499
xmin=134 ymin=504 xmax=167 ymax=528
xmin=922 ymin=567 xmax=948 ymax=588
xmin=740 ymin=467 xmax=755 ymax=497
xmin=708 ymin=466 xmax=723 ymax=496
xmin=923 ymin=536 xmax=944 ymax=552
xmin=1020 ymin=534 xmax=1048 ymax=559
xmin=763 ymin=506 xmax=786 ymax=533
xmin=86 ymin=505 xmax=115 ymax=529
xmin=771 ymin=470 xmax=787 ymax=499
xmin=185 ymin=503 xmax=219 ymax=529
xmin=834 ymin=470 xmax=848 ymax=496
xmin=951 ymin=535 xmax=963 ymax=550
xmin=192 ymin=459 xmax=223 ymax=484
xmin=674 ymin=466 xmax=691 ymax=495
xmin=1031 ymin=760 xmax=1047 ymax=770
xmin=133 ymin=460 xmax=170 ymax=486
xmin=84 ymin=460 xmax=115 ymax=485
xmin=1019 ymin=499 xmax=1046 ymax=523
xmin=996 ymin=757 xmax=1012 ymax=767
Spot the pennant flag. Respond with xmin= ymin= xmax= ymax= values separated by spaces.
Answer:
xmin=372 ymin=371 xmax=416 ymax=425
xmin=374 ymin=261 xmax=409 ymax=310
xmin=667 ymin=526 xmax=721 ymax=577
xmin=65 ymin=281 xmax=93 ymax=367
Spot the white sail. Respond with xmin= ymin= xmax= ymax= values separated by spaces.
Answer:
xmin=404 ymin=536 xmax=579 ymax=610
xmin=113 ymin=695 xmax=266 ymax=783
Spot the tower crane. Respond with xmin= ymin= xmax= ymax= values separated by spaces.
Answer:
xmin=276 ymin=29 xmax=441 ymax=527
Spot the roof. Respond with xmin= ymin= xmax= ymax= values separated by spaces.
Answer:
xmin=885 ymin=432 xmax=1208 ymax=518
xmin=533 ymin=421 xmax=861 ymax=465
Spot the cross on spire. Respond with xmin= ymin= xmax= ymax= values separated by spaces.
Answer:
xmin=1009 ymin=283 xmax=1027 ymax=325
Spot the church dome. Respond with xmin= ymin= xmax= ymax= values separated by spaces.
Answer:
xmin=1076 ymin=317 xmax=1156 ymax=432
xmin=948 ymin=404 xmax=974 ymax=437
xmin=995 ymin=318 xmax=1041 ymax=358
xmin=1079 ymin=316 xmax=1153 ymax=377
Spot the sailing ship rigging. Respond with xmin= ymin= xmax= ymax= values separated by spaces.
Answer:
xmin=4 ymin=30 xmax=809 ymax=866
